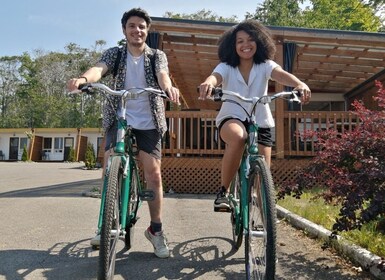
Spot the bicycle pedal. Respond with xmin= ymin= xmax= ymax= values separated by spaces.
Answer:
xmin=214 ymin=207 xmax=232 ymax=213
xmin=139 ymin=190 xmax=155 ymax=201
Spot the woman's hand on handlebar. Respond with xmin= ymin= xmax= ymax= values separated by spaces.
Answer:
xmin=198 ymin=82 xmax=214 ymax=100
xmin=294 ymin=82 xmax=311 ymax=104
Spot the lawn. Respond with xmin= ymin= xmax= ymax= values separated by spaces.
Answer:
xmin=277 ymin=191 xmax=385 ymax=258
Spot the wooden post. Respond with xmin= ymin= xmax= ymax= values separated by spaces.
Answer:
xmin=274 ymin=38 xmax=285 ymax=159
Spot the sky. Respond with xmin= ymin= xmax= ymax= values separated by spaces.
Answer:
xmin=0 ymin=0 xmax=263 ymax=57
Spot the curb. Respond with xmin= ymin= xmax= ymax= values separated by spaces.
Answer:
xmin=277 ymin=205 xmax=385 ymax=280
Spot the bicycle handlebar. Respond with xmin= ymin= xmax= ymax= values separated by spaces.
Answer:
xmin=69 ymin=83 xmax=171 ymax=100
xmin=206 ymin=88 xmax=302 ymax=104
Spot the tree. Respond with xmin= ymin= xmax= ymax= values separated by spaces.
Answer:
xmin=302 ymin=0 xmax=382 ymax=31
xmin=247 ymin=0 xmax=305 ymax=27
xmin=0 ymin=42 xmax=105 ymax=129
xmin=0 ymin=56 xmax=24 ymax=128
xmin=249 ymin=0 xmax=383 ymax=31
xmin=164 ymin=9 xmax=239 ymax=23
xmin=278 ymin=81 xmax=385 ymax=233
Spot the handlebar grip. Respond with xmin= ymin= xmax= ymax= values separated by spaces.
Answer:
xmin=292 ymin=90 xmax=301 ymax=98
xmin=196 ymin=86 xmax=223 ymax=101
xmin=211 ymin=88 xmax=223 ymax=101
xmin=78 ymin=83 xmax=95 ymax=94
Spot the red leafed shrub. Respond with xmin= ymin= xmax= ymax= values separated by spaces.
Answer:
xmin=278 ymin=81 xmax=385 ymax=232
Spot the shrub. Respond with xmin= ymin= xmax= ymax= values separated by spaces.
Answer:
xmin=278 ymin=81 xmax=385 ymax=233
xmin=85 ymin=142 xmax=96 ymax=169
xmin=68 ymin=146 xmax=76 ymax=162
xmin=21 ymin=145 xmax=28 ymax=161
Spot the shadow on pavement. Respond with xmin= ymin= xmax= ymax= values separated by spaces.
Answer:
xmin=0 ymin=179 xmax=101 ymax=198
xmin=0 ymin=239 xmax=97 ymax=280
xmin=112 ymin=236 xmax=245 ymax=279
xmin=276 ymin=250 xmax=372 ymax=280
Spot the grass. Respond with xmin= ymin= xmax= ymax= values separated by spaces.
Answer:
xmin=277 ymin=190 xmax=385 ymax=258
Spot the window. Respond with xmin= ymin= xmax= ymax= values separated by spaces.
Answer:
xmin=54 ymin=137 xmax=64 ymax=152
xmin=19 ymin=137 xmax=28 ymax=149
xmin=43 ymin=138 xmax=52 ymax=150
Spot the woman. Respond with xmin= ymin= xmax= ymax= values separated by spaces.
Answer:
xmin=199 ymin=20 xmax=311 ymax=211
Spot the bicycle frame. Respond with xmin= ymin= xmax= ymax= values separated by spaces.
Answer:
xmin=229 ymin=119 xmax=261 ymax=238
xmin=214 ymin=88 xmax=300 ymax=279
xmin=74 ymin=83 xmax=169 ymax=238
xmin=97 ymin=121 xmax=142 ymax=234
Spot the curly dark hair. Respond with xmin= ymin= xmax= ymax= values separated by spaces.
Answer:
xmin=121 ymin=8 xmax=152 ymax=28
xmin=217 ymin=20 xmax=276 ymax=67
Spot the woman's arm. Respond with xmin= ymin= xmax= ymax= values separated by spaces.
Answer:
xmin=271 ymin=66 xmax=311 ymax=104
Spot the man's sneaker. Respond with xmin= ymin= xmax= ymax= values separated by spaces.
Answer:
xmin=214 ymin=187 xmax=231 ymax=212
xmin=90 ymin=234 xmax=100 ymax=247
xmin=144 ymin=227 xmax=170 ymax=258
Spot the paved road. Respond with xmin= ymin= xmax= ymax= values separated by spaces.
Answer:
xmin=0 ymin=162 xmax=375 ymax=280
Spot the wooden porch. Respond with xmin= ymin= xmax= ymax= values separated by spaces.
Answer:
xmin=160 ymin=110 xmax=360 ymax=194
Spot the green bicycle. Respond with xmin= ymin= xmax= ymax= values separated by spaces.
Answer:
xmin=210 ymin=88 xmax=302 ymax=280
xmin=75 ymin=83 xmax=171 ymax=280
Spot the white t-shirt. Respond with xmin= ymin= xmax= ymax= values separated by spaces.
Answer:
xmin=122 ymin=52 xmax=155 ymax=130
xmin=214 ymin=60 xmax=279 ymax=128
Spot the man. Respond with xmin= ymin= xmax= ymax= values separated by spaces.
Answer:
xmin=67 ymin=7 xmax=179 ymax=258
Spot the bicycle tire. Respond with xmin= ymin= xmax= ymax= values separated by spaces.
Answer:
xmin=245 ymin=157 xmax=277 ymax=280
xmin=229 ymin=171 xmax=243 ymax=250
xmin=98 ymin=156 xmax=122 ymax=280
xmin=124 ymin=161 xmax=140 ymax=250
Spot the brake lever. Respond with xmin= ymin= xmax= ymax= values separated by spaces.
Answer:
xmin=290 ymin=90 xmax=302 ymax=103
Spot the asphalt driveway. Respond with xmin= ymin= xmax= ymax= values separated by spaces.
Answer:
xmin=0 ymin=162 xmax=375 ymax=280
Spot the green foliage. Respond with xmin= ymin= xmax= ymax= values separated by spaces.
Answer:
xmin=303 ymin=0 xmax=381 ymax=31
xmin=21 ymin=145 xmax=28 ymax=161
xmin=0 ymin=43 xmax=104 ymax=129
xmin=68 ymin=146 xmax=76 ymax=162
xmin=85 ymin=142 xmax=96 ymax=169
xmin=164 ymin=9 xmax=240 ymax=23
xmin=278 ymin=82 xmax=385 ymax=233
xmin=247 ymin=0 xmax=305 ymax=27
xmin=249 ymin=0 xmax=383 ymax=31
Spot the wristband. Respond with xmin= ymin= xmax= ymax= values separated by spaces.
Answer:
xmin=79 ymin=76 xmax=88 ymax=82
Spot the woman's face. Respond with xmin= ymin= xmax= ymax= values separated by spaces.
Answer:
xmin=235 ymin=30 xmax=256 ymax=61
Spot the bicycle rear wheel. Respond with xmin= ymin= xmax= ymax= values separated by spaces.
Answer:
xmin=124 ymin=162 xmax=140 ymax=250
xmin=229 ymin=171 xmax=243 ymax=250
xmin=245 ymin=157 xmax=277 ymax=279
xmin=98 ymin=156 xmax=122 ymax=280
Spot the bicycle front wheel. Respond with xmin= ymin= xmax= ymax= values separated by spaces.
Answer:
xmin=125 ymin=163 xmax=140 ymax=250
xmin=229 ymin=171 xmax=243 ymax=250
xmin=98 ymin=156 xmax=122 ymax=280
xmin=245 ymin=157 xmax=277 ymax=280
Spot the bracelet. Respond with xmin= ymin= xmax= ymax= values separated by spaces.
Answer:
xmin=78 ymin=76 xmax=88 ymax=82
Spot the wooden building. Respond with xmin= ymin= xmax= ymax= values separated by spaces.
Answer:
xmin=1 ymin=18 xmax=384 ymax=193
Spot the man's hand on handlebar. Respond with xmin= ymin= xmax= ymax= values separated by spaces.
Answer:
xmin=164 ymin=86 xmax=181 ymax=105
xmin=67 ymin=77 xmax=88 ymax=93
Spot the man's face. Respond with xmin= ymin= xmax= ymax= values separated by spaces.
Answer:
xmin=122 ymin=16 xmax=148 ymax=47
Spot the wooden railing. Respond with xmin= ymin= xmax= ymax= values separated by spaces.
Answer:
xmin=284 ymin=111 xmax=360 ymax=157
xmin=163 ymin=110 xmax=361 ymax=158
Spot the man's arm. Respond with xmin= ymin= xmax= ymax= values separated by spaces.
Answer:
xmin=66 ymin=62 xmax=108 ymax=92
xmin=157 ymin=70 xmax=180 ymax=104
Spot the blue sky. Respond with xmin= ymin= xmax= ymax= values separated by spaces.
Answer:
xmin=0 ymin=0 xmax=262 ymax=57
